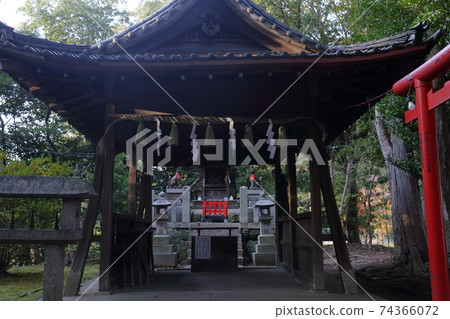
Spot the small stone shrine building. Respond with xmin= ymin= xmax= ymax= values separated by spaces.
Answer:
xmin=0 ymin=0 xmax=439 ymax=296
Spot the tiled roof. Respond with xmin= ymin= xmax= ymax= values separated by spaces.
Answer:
xmin=89 ymin=0 xmax=321 ymax=53
xmin=0 ymin=0 xmax=440 ymax=65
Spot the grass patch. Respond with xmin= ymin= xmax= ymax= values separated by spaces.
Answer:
xmin=0 ymin=263 xmax=99 ymax=301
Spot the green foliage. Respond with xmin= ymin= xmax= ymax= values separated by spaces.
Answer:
xmin=253 ymin=0 xmax=448 ymax=47
xmin=0 ymin=155 xmax=74 ymax=177
xmin=151 ymin=166 xmax=201 ymax=194
xmin=234 ymin=165 xmax=275 ymax=195
xmin=87 ymin=241 xmax=101 ymax=263
xmin=18 ymin=0 xmax=130 ymax=44
xmin=241 ymin=229 xmax=259 ymax=265
xmin=0 ymin=72 xmax=94 ymax=169
xmin=0 ymin=156 xmax=74 ymax=231
xmin=253 ymin=0 xmax=343 ymax=44
xmin=330 ymin=111 xmax=386 ymax=243
xmin=340 ymin=0 xmax=417 ymax=43
xmin=167 ymin=228 xmax=189 ymax=264
xmin=0 ymin=156 xmax=74 ymax=267
xmin=376 ymin=93 xmax=421 ymax=177
xmin=0 ymin=263 xmax=99 ymax=301
xmin=400 ymin=0 xmax=450 ymax=45
xmin=132 ymin=0 xmax=170 ymax=21
xmin=112 ymin=153 xmax=129 ymax=213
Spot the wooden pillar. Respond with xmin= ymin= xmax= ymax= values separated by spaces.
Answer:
xmin=64 ymin=153 xmax=104 ymax=296
xmin=128 ymin=146 xmax=137 ymax=216
xmin=309 ymin=149 xmax=325 ymax=291
xmin=99 ymin=104 xmax=115 ymax=292
xmin=274 ymin=163 xmax=288 ymax=264
xmin=286 ymin=148 xmax=298 ymax=275
xmin=136 ymin=173 xmax=153 ymax=221
xmin=143 ymin=174 xmax=153 ymax=222
xmin=316 ymin=137 xmax=358 ymax=295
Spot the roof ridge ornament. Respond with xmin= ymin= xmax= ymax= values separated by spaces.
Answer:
xmin=201 ymin=9 xmax=220 ymax=36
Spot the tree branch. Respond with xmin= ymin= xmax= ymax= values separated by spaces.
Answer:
xmin=45 ymin=108 xmax=58 ymax=154
xmin=338 ymin=160 xmax=353 ymax=216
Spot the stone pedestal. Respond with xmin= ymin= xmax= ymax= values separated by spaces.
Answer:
xmin=253 ymin=234 xmax=277 ymax=266
xmin=153 ymin=235 xmax=178 ymax=266
xmin=252 ymin=213 xmax=277 ymax=266
xmin=153 ymin=197 xmax=177 ymax=267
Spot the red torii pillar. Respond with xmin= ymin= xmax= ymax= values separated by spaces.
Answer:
xmin=393 ymin=44 xmax=450 ymax=301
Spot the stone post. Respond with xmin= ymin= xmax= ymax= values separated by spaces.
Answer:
xmin=43 ymin=244 xmax=65 ymax=301
xmin=44 ymin=198 xmax=81 ymax=300
xmin=182 ymin=186 xmax=191 ymax=222
xmin=239 ymin=186 xmax=248 ymax=223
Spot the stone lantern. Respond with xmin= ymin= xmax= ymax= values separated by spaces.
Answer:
xmin=152 ymin=192 xmax=177 ymax=266
xmin=254 ymin=192 xmax=275 ymax=235
xmin=153 ymin=192 xmax=171 ymax=235
xmin=252 ymin=192 xmax=277 ymax=266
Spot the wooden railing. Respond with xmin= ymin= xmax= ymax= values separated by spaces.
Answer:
xmin=202 ymin=200 xmax=228 ymax=222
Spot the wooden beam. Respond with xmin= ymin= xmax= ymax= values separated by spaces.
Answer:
xmin=137 ymin=175 xmax=145 ymax=220
xmin=316 ymin=138 xmax=358 ymax=295
xmin=274 ymin=161 xmax=289 ymax=262
xmin=128 ymin=146 xmax=137 ymax=216
xmin=99 ymin=104 xmax=115 ymax=292
xmin=272 ymin=162 xmax=286 ymax=264
xmin=286 ymin=148 xmax=298 ymax=275
xmin=143 ymin=174 xmax=153 ymax=222
xmin=309 ymin=152 xmax=325 ymax=291
xmin=64 ymin=153 xmax=104 ymax=296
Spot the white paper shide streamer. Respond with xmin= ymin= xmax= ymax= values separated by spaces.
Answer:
xmin=190 ymin=124 xmax=199 ymax=163
xmin=227 ymin=117 xmax=236 ymax=151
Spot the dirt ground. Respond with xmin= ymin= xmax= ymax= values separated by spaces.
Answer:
xmin=323 ymin=243 xmax=433 ymax=300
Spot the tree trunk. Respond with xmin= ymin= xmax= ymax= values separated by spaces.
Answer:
xmin=365 ymin=188 xmax=373 ymax=249
xmin=0 ymin=115 xmax=6 ymax=166
xmin=339 ymin=160 xmax=352 ymax=216
xmin=436 ymin=105 xmax=450 ymax=254
xmin=345 ymin=178 xmax=360 ymax=243
xmin=434 ymin=80 xmax=450 ymax=222
xmin=375 ymin=108 xmax=428 ymax=274
xmin=45 ymin=108 xmax=59 ymax=155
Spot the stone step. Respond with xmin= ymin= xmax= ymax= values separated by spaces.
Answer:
xmin=185 ymin=256 xmax=243 ymax=266
xmin=252 ymin=252 xmax=277 ymax=266
xmin=189 ymin=230 xmax=241 ymax=237
xmin=153 ymin=244 xmax=174 ymax=254
xmin=154 ymin=252 xmax=178 ymax=267
xmin=255 ymin=244 xmax=276 ymax=253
